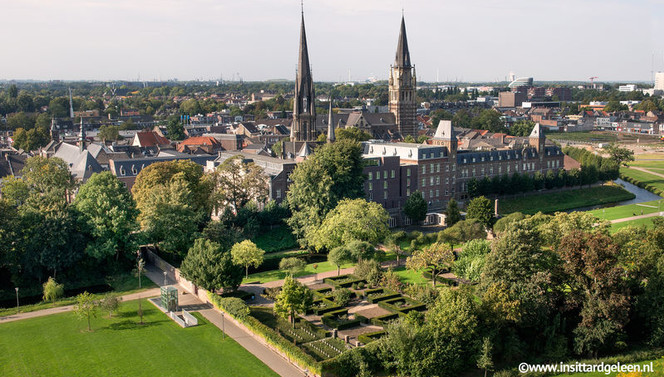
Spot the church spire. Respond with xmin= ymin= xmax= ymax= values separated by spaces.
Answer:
xmin=291 ymin=8 xmax=316 ymax=142
xmin=327 ymin=95 xmax=335 ymax=143
xmin=394 ymin=15 xmax=411 ymax=68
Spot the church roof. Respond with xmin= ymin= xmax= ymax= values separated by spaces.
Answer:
xmin=394 ymin=16 xmax=412 ymax=68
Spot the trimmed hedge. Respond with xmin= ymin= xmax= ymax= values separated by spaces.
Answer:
xmin=357 ymin=330 xmax=386 ymax=344
xmin=378 ymin=297 xmax=426 ymax=314
xmin=208 ymin=293 xmax=322 ymax=375
xmin=370 ymin=312 xmax=401 ymax=326
xmin=321 ymin=312 xmax=367 ymax=330
xmin=367 ymin=292 xmax=401 ymax=304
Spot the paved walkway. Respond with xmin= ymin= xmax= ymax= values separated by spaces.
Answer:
xmin=631 ymin=166 xmax=664 ymax=179
xmin=0 ymin=287 xmax=161 ymax=323
xmin=611 ymin=211 xmax=664 ymax=224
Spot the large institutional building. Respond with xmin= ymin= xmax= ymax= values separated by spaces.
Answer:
xmin=209 ymin=12 xmax=566 ymax=226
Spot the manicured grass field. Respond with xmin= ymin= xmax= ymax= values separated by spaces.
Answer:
xmin=0 ymin=274 xmax=157 ymax=318
xmin=621 ymin=167 xmax=664 ymax=193
xmin=589 ymin=199 xmax=664 ymax=221
xmin=0 ymin=299 xmax=278 ymax=377
xmin=498 ymin=185 xmax=635 ymax=215
xmin=634 ymin=153 xmax=664 ymax=160
xmin=611 ymin=217 xmax=662 ymax=233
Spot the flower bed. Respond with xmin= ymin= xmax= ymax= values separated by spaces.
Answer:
xmin=323 ymin=275 xmax=367 ymax=289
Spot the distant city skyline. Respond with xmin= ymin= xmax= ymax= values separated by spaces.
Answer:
xmin=1 ymin=0 xmax=663 ymax=83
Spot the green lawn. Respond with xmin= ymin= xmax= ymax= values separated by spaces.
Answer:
xmin=628 ymin=160 xmax=664 ymax=169
xmin=0 ymin=273 xmax=157 ymax=318
xmin=547 ymin=132 xmax=619 ymax=143
xmin=0 ymin=299 xmax=278 ymax=377
xmin=499 ymin=185 xmax=635 ymax=215
xmin=392 ymin=266 xmax=429 ymax=285
xmin=621 ymin=167 xmax=664 ymax=193
xmin=589 ymin=199 xmax=664 ymax=221
xmin=611 ymin=217 xmax=662 ymax=233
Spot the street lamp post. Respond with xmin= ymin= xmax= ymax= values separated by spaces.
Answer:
xmin=15 ymin=287 xmax=19 ymax=314
xmin=222 ymin=312 xmax=226 ymax=340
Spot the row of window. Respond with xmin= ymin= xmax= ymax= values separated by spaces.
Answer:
xmin=368 ymin=170 xmax=396 ymax=180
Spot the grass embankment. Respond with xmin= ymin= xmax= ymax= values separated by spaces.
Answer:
xmin=621 ymin=167 xmax=664 ymax=194
xmin=0 ymin=274 xmax=157 ymax=318
xmin=589 ymin=199 xmax=664 ymax=221
xmin=548 ymin=132 xmax=619 ymax=143
xmin=499 ymin=185 xmax=635 ymax=215
xmin=0 ymin=299 xmax=278 ymax=377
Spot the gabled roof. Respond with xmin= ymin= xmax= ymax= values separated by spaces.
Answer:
xmin=134 ymin=131 xmax=170 ymax=147
xmin=179 ymin=136 xmax=221 ymax=147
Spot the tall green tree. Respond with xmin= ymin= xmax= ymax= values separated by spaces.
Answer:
xmin=287 ymin=140 xmax=365 ymax=247
xmin=604 ymin=143 xmax=634 ymax=167
xmin=403 ymin=191 xmax=427 ymax=224
xmin=406 ymin=242 xmax=455 ymax=287
xmin=444 ymin=198 xmax=461 ymax=227
xmin=230 ymin=240 xmax=265 ymax=278
xmin=311 ymin=198 xmax=390 ymax=251
xmin=336 ymin=127 xmax=372 ymax=142
xmin=274 ymin=275 xmax=313 ymax=327
xmin=328 ymin=245 xmax=352 ymax=276
xmin=74 ymin=172 xmax=139 ymax=261
xmin=466 ymin=196 xmax=494 ymax=228
xmin=180 ymin=238 xmax=243 ymax=292
xmin=557 ymin=231 xmax=630 ymax=357
xmin=210 ymin=155 xmax=268 ymax=213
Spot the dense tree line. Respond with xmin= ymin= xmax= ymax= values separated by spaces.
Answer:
xmin=331 ymin=212 xmax=664 ymax=377
xmin=0 ymin=159 xmax=140 ymax=293
xmin=467 ymin=147 xmax=619 ymax=198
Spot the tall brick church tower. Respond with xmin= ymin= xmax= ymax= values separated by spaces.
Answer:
xmin=291 ymin=12 xmax=317 ymax=142
xmin=389 ymin=16 xmax=417 ymax=138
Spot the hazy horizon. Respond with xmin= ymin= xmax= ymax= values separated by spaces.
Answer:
xmin=2 ymin=0 xmax=663 ymax=83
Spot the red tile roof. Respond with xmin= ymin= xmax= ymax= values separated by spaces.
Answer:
xmin=135 ymin=131 xmax=170 ymax=147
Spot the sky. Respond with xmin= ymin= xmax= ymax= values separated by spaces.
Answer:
xmin=1 ymin=0 xmax=663 ymax=83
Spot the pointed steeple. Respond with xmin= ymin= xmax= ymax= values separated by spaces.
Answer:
xmin=292 ymin=8 xmax=317 ymax=142
xmin=327 ymin=96 xmax=335 ymax=143
xmin=394 ymin=16 xmax=411 ymax=68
